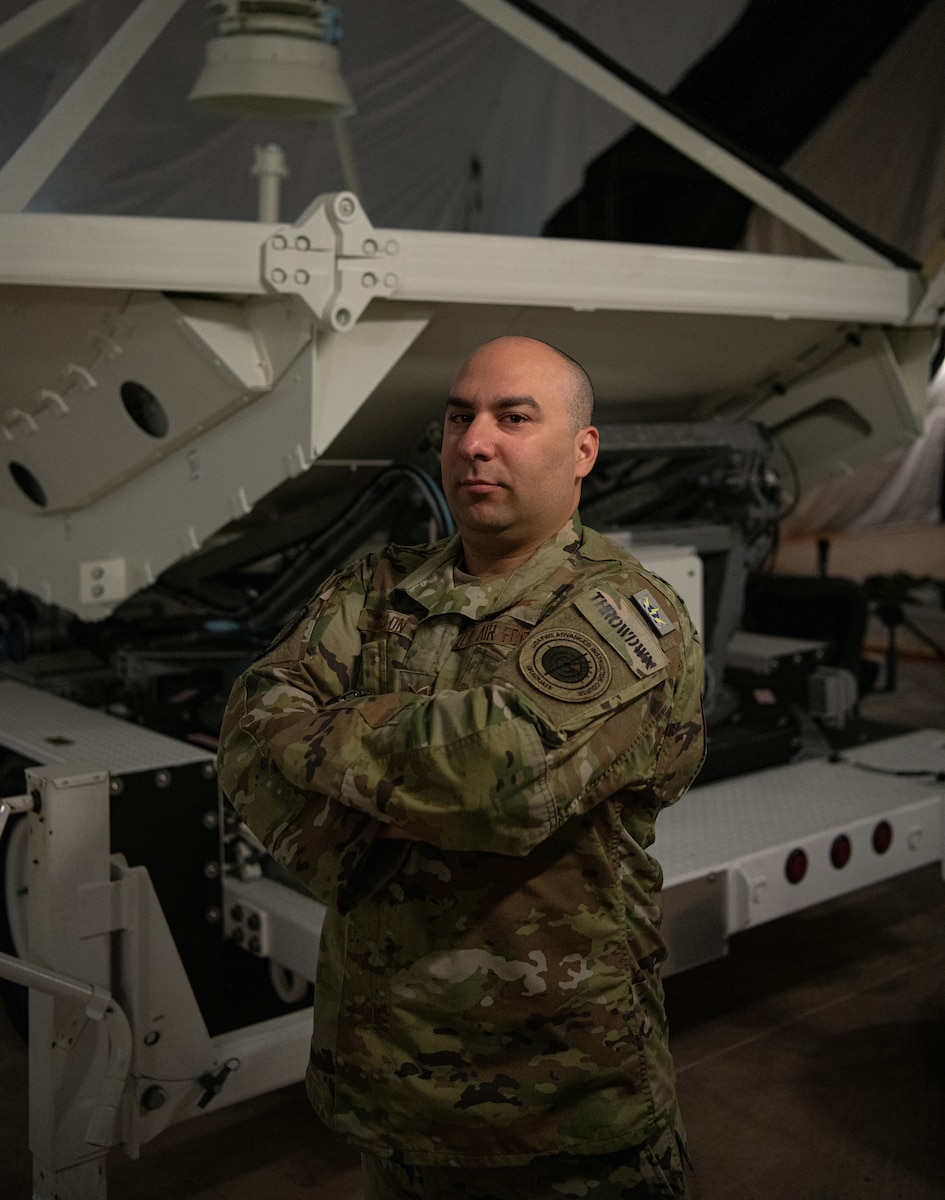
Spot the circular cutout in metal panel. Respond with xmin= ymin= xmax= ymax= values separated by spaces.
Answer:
xmin=121 ymin=381 xmax=169 ymax=438
xmin=8 ymin=462 xmax=47 ymax=507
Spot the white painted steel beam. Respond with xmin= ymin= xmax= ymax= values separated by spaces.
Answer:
xmin=203 ymin=1010 xmax=312 ymax=1110
xmin=0 ymin=213 xmax=278 ymax=292
xmin=912 ymin=261 xmax=945 ymax=326
xmin=0 ymin=210 xmax=925 ymax=326
xmin=388 ymin=228 xmax=923 ymax=324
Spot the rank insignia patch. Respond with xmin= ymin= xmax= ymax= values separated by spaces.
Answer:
xmin=519 ymin=628 xmax=612 ymax=703
xmin=632 ymin=588 xmax=676 ymax=637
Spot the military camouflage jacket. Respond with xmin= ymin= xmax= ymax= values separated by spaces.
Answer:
xmin=218 ymin=515 xmax=704 ymax=1167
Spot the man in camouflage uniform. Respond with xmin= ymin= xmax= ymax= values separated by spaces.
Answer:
xmin=218 ymin=335 xmax=705 ymax=1199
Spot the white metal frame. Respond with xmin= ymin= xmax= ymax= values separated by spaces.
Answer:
xmin=0 ymin=202 xmax=927 ymax=324
xmin=0 ymin=0 xmax=89 ymax=57
xmin=0 ymin=682 xmax=314 ymax=1199
xmin=659 ymin=730 xmax=945 ymax=972
xmin=0 ymin=3 xmax=942 ymax=620
xmin=0 ymin=187 xmax=935 ymax=618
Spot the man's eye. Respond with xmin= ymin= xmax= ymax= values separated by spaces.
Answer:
xmin=447 ymin=413 xmax=472 ymax=424
xmin=504 ymin=412 xmax=527 ymax=423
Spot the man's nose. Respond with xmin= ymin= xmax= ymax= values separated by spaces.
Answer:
xmin=458 ymin=417 xmax=494 ymax=458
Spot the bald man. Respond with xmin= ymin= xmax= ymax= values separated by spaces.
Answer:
xmin=218 ymin=336 xmax=705 ymax=1199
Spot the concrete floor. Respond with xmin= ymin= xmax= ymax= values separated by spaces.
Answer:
xmin=1 ymin=652 xmax=944 ymax=1198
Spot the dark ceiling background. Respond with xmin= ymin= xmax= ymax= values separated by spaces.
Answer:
xmin=544 ymin=0 xmax=930 ymax=258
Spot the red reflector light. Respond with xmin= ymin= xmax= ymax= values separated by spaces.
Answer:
xmin=785 ymin=848 xmax=808 ymax=884
xmin=830 ymin=834 xmax=852 ymax=869
xmin=872 ymin=820 xmax=893 ymax=854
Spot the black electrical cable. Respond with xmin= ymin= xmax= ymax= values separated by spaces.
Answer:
xmin=828 ymin=751 xmax=945 ymax=781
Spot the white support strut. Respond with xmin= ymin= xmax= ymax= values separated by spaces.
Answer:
xmin=0 ymin=0 xmax=189 ymax=214
xmin=0 ymin=0 xmax=91 ymax=57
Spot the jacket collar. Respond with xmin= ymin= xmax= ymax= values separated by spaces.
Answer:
xmin=395 ymin=514 xmax=592 ymax=620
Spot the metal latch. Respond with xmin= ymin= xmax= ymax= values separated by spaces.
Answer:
xmin=0 ymin=790 xmax=33 ymax=841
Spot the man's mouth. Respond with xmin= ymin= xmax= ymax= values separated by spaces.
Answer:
xmin=458 ymin=477 xmax=502 ymax=493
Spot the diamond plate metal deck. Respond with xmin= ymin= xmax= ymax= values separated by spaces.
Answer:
xmin=0 ymin=680 xmax=212 ymax=773
xmin=656 ymin=730 xmax=945 ymax=882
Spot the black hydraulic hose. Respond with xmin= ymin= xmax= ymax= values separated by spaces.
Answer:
xmin=242 ymin=465 xmax=453 ymax=634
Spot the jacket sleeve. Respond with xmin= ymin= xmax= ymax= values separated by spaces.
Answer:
xmin=219 ymin=571 xmax=705 ymax=884
xmin=218 ymin=561 xmax=396 ymax=912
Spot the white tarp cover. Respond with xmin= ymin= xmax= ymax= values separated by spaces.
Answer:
xmin=1 ymin=0 xmax=750 ymax=231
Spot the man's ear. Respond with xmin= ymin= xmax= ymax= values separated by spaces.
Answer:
xmin=575 ymin=426 xmax=599 ymax=479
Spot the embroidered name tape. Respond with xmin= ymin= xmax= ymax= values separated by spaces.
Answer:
xmin=519 ymin=627 xmax=612 ymax=703
xmin=358 ymin=609 xmax=417 ymax=637
xmin=454 ymin=621 xmax=529 ymax=651
xmin=576 ymin=590 xmax=667 ymax=678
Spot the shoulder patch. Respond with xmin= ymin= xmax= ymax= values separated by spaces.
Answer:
xmin=256 ymin=604 xmax=308 ymax=661
xmin=576 ymin=589 xmax=667 ymax=677
xmin=632 ymin=588 xmax=677 ymax=637
xmin=519 ymin=627 xmax=612 ymax=703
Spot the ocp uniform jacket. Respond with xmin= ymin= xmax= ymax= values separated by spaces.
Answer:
xmin=218 ymin=515 xmax=705 ymax=1166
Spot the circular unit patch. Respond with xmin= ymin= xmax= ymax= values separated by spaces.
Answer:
xmin=520 ymin=627 xmax=612 ymax=702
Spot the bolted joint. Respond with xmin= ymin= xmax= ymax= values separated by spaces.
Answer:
xmin=261 ymin=192 xmax=399 ymax=332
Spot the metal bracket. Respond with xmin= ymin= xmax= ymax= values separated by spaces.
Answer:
xmin=0 ymin=948 xmax=132 ymax=1151
xmin=261 ymin=191 xmax=400 ymax=331
xmin=912 ymin=259 xmax=945 ymax=327
xmin=0 ymin=789 xmax=33 ymax=841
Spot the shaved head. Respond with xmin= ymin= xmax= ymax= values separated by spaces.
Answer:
xmin=469 ymin=336 xmax=595 ymax=432
xmin=442 ymin=334 xmax=600 ymax=577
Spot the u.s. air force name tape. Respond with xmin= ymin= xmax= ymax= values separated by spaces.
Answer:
xmin=519 ymin=627 xmax=612 ymax=702
xmin=454 ymin=620 xmax=529 ymax=650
